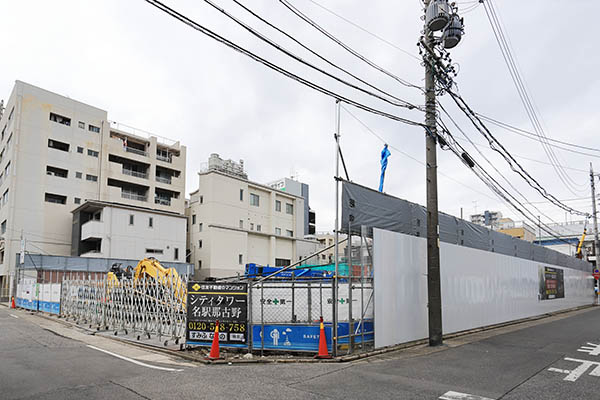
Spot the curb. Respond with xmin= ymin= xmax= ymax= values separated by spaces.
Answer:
xmin=16 ymin=303 xmax=598 ymax=365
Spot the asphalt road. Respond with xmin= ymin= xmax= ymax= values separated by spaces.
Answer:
xmin=1 ymin=306 xmax=600 ymax=399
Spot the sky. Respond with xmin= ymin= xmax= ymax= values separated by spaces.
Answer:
xmin=1 ymin=0 xmax=599 ymax=233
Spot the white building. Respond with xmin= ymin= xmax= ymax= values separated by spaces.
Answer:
xmin=187 ymin=154 xmax=315 ymax=279
xmin=470 ymin=210 xmax=503 ymax=229
xmin=0 ymin=81 xmax=187 ymax=296
xmin=72 ymin=201 xmax=186 ymax=261
xmin=267 ymin=177 xmax=316 ymax=235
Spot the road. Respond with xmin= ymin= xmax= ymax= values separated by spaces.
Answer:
xmin=1 ymin=306 xmax=600 ymax=399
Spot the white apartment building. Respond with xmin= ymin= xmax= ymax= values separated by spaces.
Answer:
xmin=72 ymin=201 xmax=186 ymax=261
xmin=0 ymin=81 xmax=187 ymax=295
xmin=186 ymin=154 xmax=307 ymax=279
xmin=267 ymin=177 xmax=316 ymax=236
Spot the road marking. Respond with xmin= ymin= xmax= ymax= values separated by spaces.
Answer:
xmin=439 ymin=391 xmax=494 ymax=400
xmin=86 ymin=345 xmax=183 ymax=372
xmin=548 ymin=357 xmax=600 ymax=382
xmin=9 ymin=314 xmax=18 ymax=319
xmin=577 ymin=342 xmax=600 ymax=356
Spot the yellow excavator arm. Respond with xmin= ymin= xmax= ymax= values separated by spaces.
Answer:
xmin=575 ymin=222 xmax=588 ymax=259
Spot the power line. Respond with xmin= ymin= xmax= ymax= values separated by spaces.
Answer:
xmin=279 ymin=0 xmax=423 ymax=90
xmin=143 ymin=0 xmax=425 ymax=127
xmin=340 ymin=104 xmax=499 ymax=202
xmin=476 ymin=113 xmax=600 ymax=155
xmin=228 ymin=0 xmax=423 ymax=110
xmin=303 ymin=0 xmax=421 ymax=61
xmin=483 ymin=0 xmax=586 ymax=194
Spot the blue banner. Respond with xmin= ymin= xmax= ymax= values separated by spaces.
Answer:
xmin=379 ymin=144 xmax=391 ymax=192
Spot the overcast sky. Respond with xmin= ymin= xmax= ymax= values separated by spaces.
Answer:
xmin=1 ymin=0 xmax=598 ymax=233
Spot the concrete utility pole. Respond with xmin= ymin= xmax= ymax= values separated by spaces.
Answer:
xmin=590 ymin=163 xmax=600 ymax=269
xmin=423 ymin=0 xmax=443 ymax=347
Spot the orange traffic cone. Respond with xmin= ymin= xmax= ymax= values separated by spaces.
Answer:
xmin=206 ymin=320 xmax=221 ymax=360
xmin=314 ymin=316 xmax=332 ymax=359
xmin=11 ymin=296 xmax=15 ymax=309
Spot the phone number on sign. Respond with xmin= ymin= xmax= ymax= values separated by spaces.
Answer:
xmin=188 ymin=321 xmax=246 ymax=332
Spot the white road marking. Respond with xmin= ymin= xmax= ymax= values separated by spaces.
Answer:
xmin=9 ymin=314 xmax=18 ymax=319
xmin=548 ymin=357 xmax=600 ymax=382
xmin=86 ymin=345 xmax=183 ymax=372
xmin=577 ymin=342 xmax=600 ymax=356
xmin=439 ymin=391 xmax=494 ymax=400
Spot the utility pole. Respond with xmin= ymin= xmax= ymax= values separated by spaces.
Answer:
xmin=590 ymin=163 xmax=600 ymax=269
xmin=423 ymin=0 xmax=442 ymax=347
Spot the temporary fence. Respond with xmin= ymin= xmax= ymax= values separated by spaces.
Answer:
xmin=60 ymin=274 xmax=188 ymax=344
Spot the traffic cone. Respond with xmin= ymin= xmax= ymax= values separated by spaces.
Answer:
xmin=314 ymin=316 xmax=332 ymax=359
xmin=206 ymin=320 xmax=221 ymax=360
xmin=11 ymin=296 xmax=15 ymax=309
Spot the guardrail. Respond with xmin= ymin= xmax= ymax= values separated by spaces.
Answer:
xmin=123 ymin=168 xmax=148 ymax=179
xmin=125 ymin=146 xmax=148 ymax=157
xmin=122 ymin=192 xmax=147 ymax=202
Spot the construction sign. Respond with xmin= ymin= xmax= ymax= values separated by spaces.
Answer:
xmin=186 ymin=282 xmax=248 ymax=346
xmin=539 ymin=266 xmax=565 ymax=300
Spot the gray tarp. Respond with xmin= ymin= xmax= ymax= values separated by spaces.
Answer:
xmin=341 ymin=180 xmax=591 ymax=272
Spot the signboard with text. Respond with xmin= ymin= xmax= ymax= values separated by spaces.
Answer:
xmin=539 ymin=266 xmax=565 ymax=300
xmin=186 ymin=281 xmax=248 ymax=346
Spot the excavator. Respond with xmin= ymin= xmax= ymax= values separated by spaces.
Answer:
xmin=107 ymin=257 xmax=186 ymax=306
xmin=575 ymin=221 xmax=588 ymax=259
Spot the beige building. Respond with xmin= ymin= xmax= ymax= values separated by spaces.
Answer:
xmin=0 ymin=81 xmax=186 ymax=296
xmin=314 ymin=232 xmax=348 ymax=264
xmin=497 ymin=218 xmax=536 ymax=242
xmin=187 ymin=154 xmax=310 ymax=279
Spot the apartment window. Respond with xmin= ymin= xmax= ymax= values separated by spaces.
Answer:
xmin=149 ymin=217 xmax=153 ymax=228
xmin=238 ymin=254 xmax=243 ymax=265
xmin=286 ymin=230 xmax=293 ymax=237
xmin=46 ymin=166 xmax=68 ymax=178
xmin=200 ymin=195 xmax=204 ymax=204
xmin=78 ymin=121 xmax=85 ymax=129
xmin=174 ymin=248 xmax=179 ymax=260
xmin=44 ymin=193 xmax=66 ymax=205
xmin=239 ymin=220 xmax=244 ymax=229
xmin=4 ymin=162 xmax=10 ymax=177
xmin=192 ymin=214 xmax=196 ymax=224
xmin=240 ymin=189 xmax=244 ymax=201
xmin=199 ymin=223 xmax=203 ymax=232
xmin=275 ymin=227 xmax=281 ymax=235
xmin=146 ymin=248 xmax=163 ymax=254
xmin=250 ymin=193 xmax=259 ymax=207
xmin=88 ymin=125 xmax=100 ymax=133
xmin=6 ymin=134 xmax=11 ymax=150
xmin=250 ymin=223 xmax=254 ymax=230
xmin=198 ymin=240 xmax=203 ymax=248
xmin=48 ymin=139 xmax=69 ymax=152
xmin=77 ymin=146 xmax=83 ymax=153
xmin=49 ymin=112 xmax=71 ymax=126
xmin=275 ymin=200 xmax=281 ymax=212
xmin=74 ymin=197 xmax=81 ymax=204
xmin=0 ymin=220 xmax=5 ymax=234
xmin=286 ymin=203 xmax=293 ymax=215
xmin=2 ymin=189 xmax=7 ymax=205
xmin=8 ymin=107 xmax=14 ymax=121
xmin=86 ymin=174 xmax=98 ymax=182
xmin=75 ymin=172 xmax=82 ymax=179
xmin=257 ymin=224 xmax=261 ymax=232
xmin=1 ymin=125 xmax=5 ymax=139
xmin=87 ymin=149 xmax=99 ymax=157
xmin=198 ymin=260 xmax=202 ymax=270
xmin=129 ymin=215 xmax=134 ymax=225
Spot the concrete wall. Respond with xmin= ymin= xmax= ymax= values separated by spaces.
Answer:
xmin=373 ymin=228 xmax=595 ymax=349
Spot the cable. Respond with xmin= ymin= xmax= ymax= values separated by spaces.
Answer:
xmin=144 ymin=0 xmax=425 ymax=127
xmin=341 ymin=104 xmax=499 ymax=202
xmin=227 ymin=0 xmax=423 ymax=110
xmin=483 ymin=0 xmax=586 ymax=194
xmin=279 ymin=0 xmax=423 ymax=90
xmin=476 ymin=113 xmax=600 ymax=155
xmin=303 ymin=0 xmax=422 ymax=61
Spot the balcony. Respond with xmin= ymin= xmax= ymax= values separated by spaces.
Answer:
xmin=122 ymin=192 xmax=147 ymax=202
xmin=155 ymin=197 xmax=171 ymax=206
xmin=81 ymin=220 xmax=104 ymax=241
xmin=156 ymin=154 xmax=172 ymax=163
xmin=123 ymin=168 xmax=148 ymax=179
xmin=125 ymin=146 xmax=148 ymax=157
xmin=156 ymin=175 xmax=171 ymax=184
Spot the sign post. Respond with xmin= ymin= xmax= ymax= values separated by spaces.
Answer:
xmin=593 ymin=269 xmax=600 ymax=280
xmin=186 ymin=282 xmax=248 ymax=347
